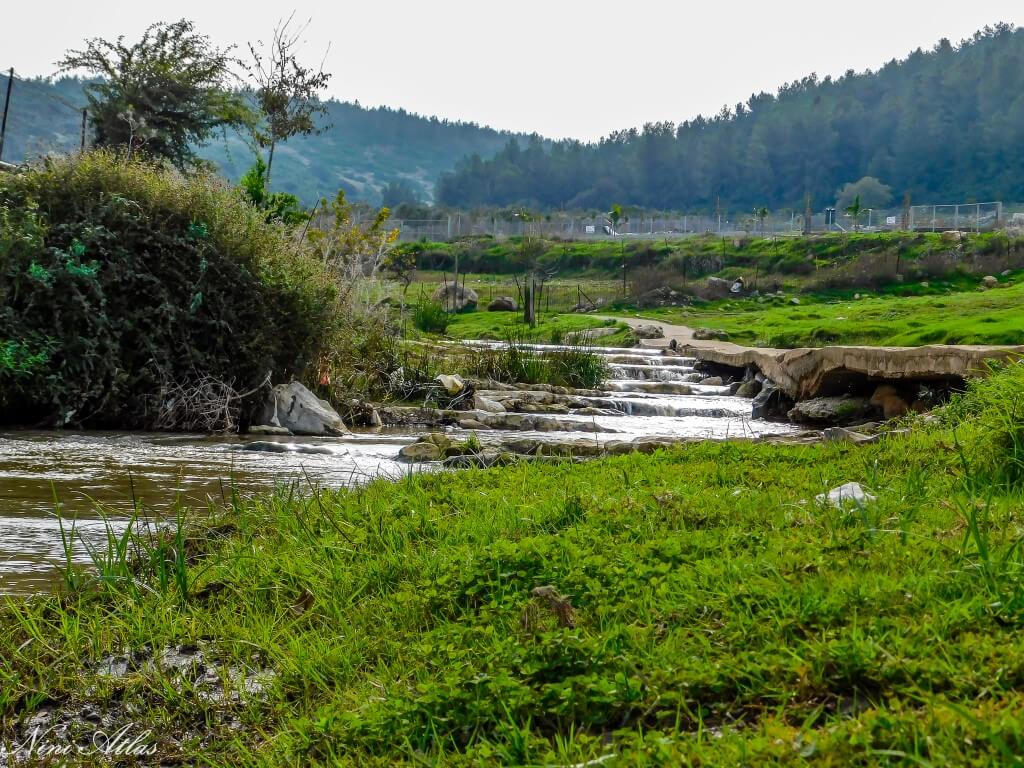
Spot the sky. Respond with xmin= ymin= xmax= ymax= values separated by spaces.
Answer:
xmin=5 ymin=0 xmax=1023 ymax=141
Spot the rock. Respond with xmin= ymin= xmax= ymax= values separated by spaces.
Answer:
xmin=573 ymin=407 xmax=623 ymax=417
xmin=693 ymin=327 xmax=730 ymax=341
xmin=487 ymin=296 xmax=518 ymax=312
xmin=260 ymin=382 xmax=349 ymax=436
xmin=816 ymin=482 xmax=876 ymax=508
xmin=751 ymin=380 xmax=783 ymax=420
xmin=700 ymin=376 xmax=724 ymax=386
xmin=432 ymin=283 xmax=479 ymax=312
xmin=435 ymin=374 xmax=466 ymax=395
xmin=981 ymin=275 xmax=999 ymax=290
xmin=343 ymin=398 xmax=383 ymax=429
xmin=823 ymin=427 xmax=880 ymax=445
xmin=633 ymin=324 xmax=665 ymax=339
xmin=869 ymin=384 xmax=910 ymax=420
xmin=735 ymin=380 xmax=762 ymax=399
xmin=789 ymin=297 xmax=801 ymax=305
xmin=398 ymin=442 xmax=442 ymax=462
xmin=474 ymin=394 xmax=507 ymax=414
xmin=243 ymin=441 xmax=334 ymax=455
xmin=1002 ymin=269 xmax=1013 ymax=277
xmin=247 ymin=424 xmax=292 ymax=436
xmin=243 ymin=440 xmax=291 ymax=453
xmin=422 ymin=432 xmax=452 ymax=452
xmin=458 ymin=419 xmax=491 ymax=430
xmin=788 ymin=396 xmax=871 ymax=425
xmin=919 ymin=281 xmax=930 ymax=288
xmin=941 ymin=230 xmax=965 ymax=243
xmin=705 ymin=276 xmax=733 ymax=298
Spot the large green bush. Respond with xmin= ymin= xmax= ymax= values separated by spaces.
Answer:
xmin=0 ymin=151 xmax=338 ymax=428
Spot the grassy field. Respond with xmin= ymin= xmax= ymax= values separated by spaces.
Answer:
xmin=440 ymin=312 xmax=635 ymax=346
xmin=3 ymin=364 xmax=1024 ymax=764
xmin=632 ymin=273 xmax=1024 ymax=347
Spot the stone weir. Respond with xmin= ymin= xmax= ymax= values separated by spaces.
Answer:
xmin=681 ymin=341 xmax=1024 ymax=401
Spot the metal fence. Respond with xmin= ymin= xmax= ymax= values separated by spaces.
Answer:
xmin=395 ymin=202 xmax=1012 ymax=242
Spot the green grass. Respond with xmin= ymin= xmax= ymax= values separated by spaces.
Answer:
xmin=633 ymin=276 xmax=1024 ymax=347
xmin=441 ymin=311 xmax=634 ymax=347
xmin=4 ymin=366 xmax=1024 ymax=764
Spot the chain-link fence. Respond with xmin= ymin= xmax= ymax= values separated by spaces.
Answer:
xmin=396 ymin=202 xmax=1012 ymax=242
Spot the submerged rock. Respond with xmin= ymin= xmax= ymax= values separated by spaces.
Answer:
xmin=260 ymin=382 xmax=349 ymax=436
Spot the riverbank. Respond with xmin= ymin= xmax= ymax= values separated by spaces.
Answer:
xmin=3 ymin=361 xmax=1024 ymax=764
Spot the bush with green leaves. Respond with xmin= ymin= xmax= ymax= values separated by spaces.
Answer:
xmin=0 ymin=151 xmax=339 ymax=428
xmin=413 ymin=301 xmax=450 ymax=334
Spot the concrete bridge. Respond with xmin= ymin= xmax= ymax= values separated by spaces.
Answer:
xmin=614 ymin=317 xmax=1024 ymax=400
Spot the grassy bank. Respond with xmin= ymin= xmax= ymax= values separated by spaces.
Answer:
xmin=4 ymin=366 xmax=1024 ymax=764
xmin=632 ymin=274 xmax=1024 ymax=347
xmin=440 ymin=312 xmax=634 ymax=346
xmin=397 ymin=231 xmax=1023 ymax=287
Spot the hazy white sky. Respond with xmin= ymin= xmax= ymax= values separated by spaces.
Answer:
xmin=6 ymin=1 xmax=1022 ymax=140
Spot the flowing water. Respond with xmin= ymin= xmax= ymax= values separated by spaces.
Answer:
xmin=0 ymin=343 xmax=798 ymax=594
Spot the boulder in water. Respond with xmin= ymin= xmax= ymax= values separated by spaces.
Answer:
xmin=399 ymin=441 xmax=442 ymax=462
xmin=260 ymin=382 xmax=349 ymax=436
xmin=735 ymin=380 xmax=762 ymax=399
xmin=433 ymin=283 xmax=479 ymax=311
xmin=487 ymin=296 xmax=518 ymax=312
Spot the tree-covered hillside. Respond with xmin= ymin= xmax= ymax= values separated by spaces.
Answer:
xmin=437 ymin=24 xmax=1024 ymax=212
xmin=0 ymin=75 xmax=523 ymax=204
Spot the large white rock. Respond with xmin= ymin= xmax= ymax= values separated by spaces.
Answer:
xmin=435 ymin=374 xmax=466 ymax=395
xmin=816 ymin=482 xmax=876 ymax=509
xmin=260 ymin=382 xmax=349 ymax=436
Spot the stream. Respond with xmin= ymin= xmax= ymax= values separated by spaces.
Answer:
xmin=0 ymin=342 xmax=799 ymax=594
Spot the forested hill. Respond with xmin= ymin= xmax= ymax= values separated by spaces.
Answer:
xmin=437 ymin=23 xmax=1024 ymax=212
xmin=0 ymin=75 xmax=523 ymax=204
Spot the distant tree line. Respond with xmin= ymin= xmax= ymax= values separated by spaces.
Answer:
xmin=436 ymin=24 xmax=1024 ymax=212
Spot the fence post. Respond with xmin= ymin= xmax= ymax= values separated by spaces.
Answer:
xmin=0 ymin=68 xmax=13 ymax=163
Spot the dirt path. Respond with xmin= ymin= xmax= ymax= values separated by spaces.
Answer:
xmin=599 ymin=315 xmax=781 ymax=356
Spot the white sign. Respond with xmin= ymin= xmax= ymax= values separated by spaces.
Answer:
xmin=886 ymin=216 xmax=897 ymax=226
xmin=585 ymin=225 xmax=596 ymax=234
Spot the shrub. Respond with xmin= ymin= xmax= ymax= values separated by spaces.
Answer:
xmin=413 ymin=301 xmax=450 ymax=334
xmin=0 ymin=150 xmax=338 ymax=428
xmin=945 ymin=359 xmax=1024 ymax=486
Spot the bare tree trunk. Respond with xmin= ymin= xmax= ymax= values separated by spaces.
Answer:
xmin=266 ymin=141 xmax=277 ymax=189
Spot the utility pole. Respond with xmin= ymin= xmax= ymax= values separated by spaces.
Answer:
xmin=80 ymin=108 xmax=88 ymax=152
xmin=803 ymin=193 xmax=812 ymax=235
xmin=0 ymin=68 xmax=14 ymax=163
